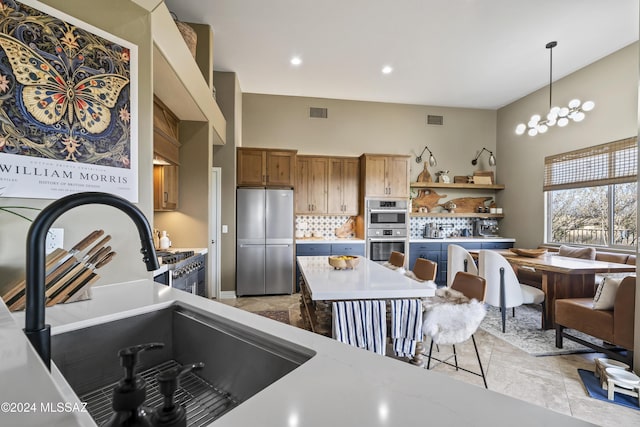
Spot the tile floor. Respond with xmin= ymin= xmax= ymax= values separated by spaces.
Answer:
xmin=220 ymin=294 xmax=640 ymax=427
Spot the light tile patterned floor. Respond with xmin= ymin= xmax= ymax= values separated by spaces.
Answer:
xmin=219 ymin=294 xmax=640 ymax=426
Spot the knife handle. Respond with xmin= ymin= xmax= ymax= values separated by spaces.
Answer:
xmin=95 ymin=252 xmax=116 ymax=269
xmin=88 ymin=246 xmax=111 ymax=266
xmin=84 ymin=235 xmax=111 ymax=259
xmin=70 ymin=229 xmax=104 ymax=253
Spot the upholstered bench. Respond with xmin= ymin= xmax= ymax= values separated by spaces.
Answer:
xmin=554 ymin=276 xmax=635 ymax=366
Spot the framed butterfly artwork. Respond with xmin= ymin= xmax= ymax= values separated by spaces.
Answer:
xmin=0 ymin=0 xmax=138 ymax=201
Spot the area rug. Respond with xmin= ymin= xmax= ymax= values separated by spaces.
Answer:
xmin=578 ymin=369 xmax=639 ymax=410
xmin=253 ymin=310 xmax=291 ymax=325
xmin=480 ymin=305 xmax=601 ymax=356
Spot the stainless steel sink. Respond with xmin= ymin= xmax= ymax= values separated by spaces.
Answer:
xmin=51 ymin=302 xmax=315 ymax=426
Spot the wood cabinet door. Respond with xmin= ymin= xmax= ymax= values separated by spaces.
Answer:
xmin=328 ymin=158 xmax=359 ymax=214
xmin=387 ymin=156 xmax=410 ymax=198
xmin=362 ymin=156 xmax=387 ymax=197
xmin=308 ymin=157 xmax=328 ymax=213
xmin=327 ymin=158 xmax=344 ymax=214
xmin=154 ymin=165 xmax=179 ymax=211
xmin=341 ymin=158 xmax=359 ymax=214
xmin=295 ymin=157 xmax=312 ymax=214
xmin=266 ymin=151 xmax=296 ymax=187
xmin=237 ymin=148 xmax=266 ymax=186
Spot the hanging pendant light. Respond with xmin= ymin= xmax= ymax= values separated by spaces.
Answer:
xmin=515 ymin=41 xmax=594 ymax=136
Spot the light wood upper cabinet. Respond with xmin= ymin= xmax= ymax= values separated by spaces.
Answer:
xmin=237 ymin=148 xmax=297 ymax=187
xmin=296 ymin=157 xmax=328 ymax=214
xmin=328 ymin=157 xmax=359 ymax=215
xmin=360 ymin=154 xmax=410 ymax=198
xmin=154 ymin=165 xmax=179 ymax=211
xmin=153 ymin=97 xmax=180 ymax=211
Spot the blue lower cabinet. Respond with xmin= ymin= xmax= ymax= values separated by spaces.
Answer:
xmin=297 ymin=244 xmax=332 ymax=256
xmin=481 ymin=242 xmax=514 ymax=249
xmin=331 ymin=243 xmax=365 ymax=256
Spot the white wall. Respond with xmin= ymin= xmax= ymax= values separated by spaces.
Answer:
xmin=242 ymin=94 xmax=498 ymax=183
xmin=496 ymin=42 xmax=638 ymax=248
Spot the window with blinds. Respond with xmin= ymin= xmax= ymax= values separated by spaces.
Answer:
xmin=543 ymin=137 xmax=637 ymax=191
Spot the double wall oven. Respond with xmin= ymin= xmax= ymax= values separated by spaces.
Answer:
xmin=366 ymin=199 xmax=410 ymax=263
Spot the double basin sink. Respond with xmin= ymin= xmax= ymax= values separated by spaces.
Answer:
xmin=51 ymin=302 xmax=315 ymax=426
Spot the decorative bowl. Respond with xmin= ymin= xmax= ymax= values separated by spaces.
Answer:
xmin=509 ymin=248 xmax=547 ymax=258
xmin=328 ymin=255 xmax=360 ymax=270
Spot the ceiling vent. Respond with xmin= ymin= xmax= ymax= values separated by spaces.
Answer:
xmin=427 ymin=115 xmax=444 ymax=125
xmin=310 ymin=107 xmax=328 ymax=119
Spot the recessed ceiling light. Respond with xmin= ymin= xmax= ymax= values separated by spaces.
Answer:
xmin=382 ymin=65 xmax=393 ymax=74
xmin=290 ymin=56 xmax=302 ymax=66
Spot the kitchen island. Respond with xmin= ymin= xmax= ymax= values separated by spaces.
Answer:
xmin=3 ymin=279 xmax=594 ymax=426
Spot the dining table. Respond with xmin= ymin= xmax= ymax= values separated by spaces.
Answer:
xmin=296 ymin=255 xmax=436 ymax=365
xmin=470 ymin=249 xmax=636 ymax=329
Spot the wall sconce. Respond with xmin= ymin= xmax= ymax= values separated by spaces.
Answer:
xmin=471 ymin=148 xmax=496 ymax=166
xmin=415 ymin=145 xmax=437 ymax=166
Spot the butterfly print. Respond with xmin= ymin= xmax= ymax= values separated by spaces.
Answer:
xmin=0 ymin=33 xmax=129 ymax=134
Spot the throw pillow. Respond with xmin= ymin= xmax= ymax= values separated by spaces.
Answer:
xmin=559 ymin=245 xmax=596 ymax=260
xmin=593 ymin=277 xmax=622 ymax=310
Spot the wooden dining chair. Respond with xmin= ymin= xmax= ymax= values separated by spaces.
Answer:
xmin=412 ymin=257 xmax=437 ymax=281
xmin=450 ymin=271 xmax=486 ymax=302
xmin=447 ymin=244 xmax=478 ymax=287
xmin=424 ymin=271 xmax=488 ymax=388
xmin=388 ymin=251 xmax=405 ymax=269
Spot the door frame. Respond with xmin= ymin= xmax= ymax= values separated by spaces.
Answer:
xmin=209 ymin=167 xmax=222 ymax=299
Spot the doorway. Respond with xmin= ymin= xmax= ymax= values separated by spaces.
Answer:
xmin=209 ymin=167 xmax=221 ymax=299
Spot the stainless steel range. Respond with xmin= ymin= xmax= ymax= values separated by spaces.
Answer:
xmin=154 ymin=250 xmax=206 ymax=297
xmin=365 ymin=199 xmax=410 ymax=264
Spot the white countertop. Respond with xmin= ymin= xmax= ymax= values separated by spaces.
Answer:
xmin=3 ymin=280 xmax=594 ymax=426
xmin=296 ymin=255 xmax=432 ymax=300
xmin=410 ymin=237 xmax=516 ymax=243
xmin=296 ymin=238 xmax=365 ymax=244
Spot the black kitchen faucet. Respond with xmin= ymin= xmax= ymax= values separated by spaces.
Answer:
xmin=24 ymin=192 xmax=159 ymax=370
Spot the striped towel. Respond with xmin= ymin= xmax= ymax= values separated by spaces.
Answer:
xmin=391 ymin=299 xmax=423 ymax=358
xmin=332 ymin=300 xmax=387 ymax=355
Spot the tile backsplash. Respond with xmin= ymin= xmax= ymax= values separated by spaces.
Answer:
xmin=296 ymin=215 xmax=355 ymax=238
xmin=410 ymin=217 xmax=474 ymax=238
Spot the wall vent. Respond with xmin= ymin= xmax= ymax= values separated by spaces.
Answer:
xmin=427 ymin=115 xmax=444 ymax=125
xmin=310 ymin=107 xmax=328 ymax=119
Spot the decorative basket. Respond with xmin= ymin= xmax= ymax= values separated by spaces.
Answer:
xmin=328 ymin=255 xmax=360 ymax=270
xmin=171 ymin=12 xmax=197 ymax=59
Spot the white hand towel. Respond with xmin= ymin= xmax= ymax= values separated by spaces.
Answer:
xmin=332 ymin=300 xmax=387 ymax=355
xmin=391 ymin=299 xmax=423 ymax=358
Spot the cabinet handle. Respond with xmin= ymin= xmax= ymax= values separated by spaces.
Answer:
xmin=266 ymin=174 xmax=269 ymax=182
xmin=164 ymin=192 xmax=168 ymax=203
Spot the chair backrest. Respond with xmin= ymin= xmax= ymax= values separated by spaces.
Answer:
xmin=478 ymin=250 xmax=524 ymax=308
xmin=615 ymin=276 xmax=636 ymax=349
xmin=451 ymin=271 xmax=487 ymax=302
xmin=412 ymin=257 xmax=437 ymax=281
xmin=447 ymin=244 xmax=478 ymax=286
xmin=388 ymin=251 xmax=405 ymax=268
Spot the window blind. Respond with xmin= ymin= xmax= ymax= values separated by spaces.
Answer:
xmin=543 ymin=137 xmax=637 ymax=191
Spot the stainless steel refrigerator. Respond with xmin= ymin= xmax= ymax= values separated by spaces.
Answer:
xmin=236 ymin=188 xmax=294 ymax=295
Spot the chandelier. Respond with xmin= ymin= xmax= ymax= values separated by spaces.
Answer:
xmin=515 ymin=41 xmax=594 ymax=137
